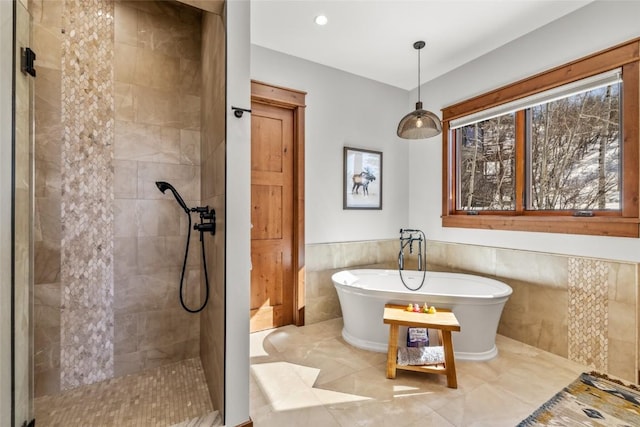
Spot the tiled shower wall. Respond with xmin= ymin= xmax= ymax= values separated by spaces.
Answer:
xmin=199 ymin=10 xmax=226 ymax=416
xmin=306 ymin=239 xmax=639 ymax=383
xmin=33 ymin=0 xmax=204 ymax=396
xmin=112 ymin=0 xmax=202 ymax=379
xmin=60 ymin=0 xmax=115 ymax=390
xmin=32 ymin=0 xmax=64 ymax=398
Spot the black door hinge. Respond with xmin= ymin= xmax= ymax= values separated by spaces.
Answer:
xmin=21 ymin=47 xmax=36 ymax=77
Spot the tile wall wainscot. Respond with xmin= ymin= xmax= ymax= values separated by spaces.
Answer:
xmin=306 ymin=239 xmax=638 ymax=383
xmin=427 ymin=241 xmax=639 ymax=383
xmin=305 ymin=240 xmax=399 ymax=325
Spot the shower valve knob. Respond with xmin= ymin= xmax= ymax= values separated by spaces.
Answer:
xmin=194 ymin=222 xmax=215 ymax=235
xmin=192 ymin=206 xmax=209 ymax=214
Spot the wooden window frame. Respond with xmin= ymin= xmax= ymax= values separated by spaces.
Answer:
xmin=441 ymin=38 xmax=640 ymax=237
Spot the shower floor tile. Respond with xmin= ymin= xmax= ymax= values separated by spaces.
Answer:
xmin=34 ymin=358 xmax=218 ymax=427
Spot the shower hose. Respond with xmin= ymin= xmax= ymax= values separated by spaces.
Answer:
xmin=178 ymin=212 xmax=210 ymax=313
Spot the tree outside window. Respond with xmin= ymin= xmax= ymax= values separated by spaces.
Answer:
xmin=528 ymin=84 xmax=620 ymax=211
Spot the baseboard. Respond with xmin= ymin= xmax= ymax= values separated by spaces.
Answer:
xmin=236 ymin=418 xmax=253 ymax=427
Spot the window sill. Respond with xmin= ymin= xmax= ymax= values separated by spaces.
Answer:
xmin=441 ymin=215 xmax=640 ymax=238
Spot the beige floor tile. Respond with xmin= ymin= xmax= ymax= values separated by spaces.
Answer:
xmin=251 ymin=361 xmax=326 ymax=412
xmin=279 ymin=338 xmax=380 ymax=386
xmin=432 ymin=382 xmax=533 ymax=427
xmin=325 ymin=395 xmax=438 ymax=427
xmin=251 ymin=318 xmax=589 ymax=427
xmin=262 ymin=325 xmax=306 ymax=353
xmin=405 ymin=410 xmax=456 ymax=427
xmin=252 ymin=404 xmax=341 ymax=427
xmin=249 ymin=372 xmax=271 ymax=414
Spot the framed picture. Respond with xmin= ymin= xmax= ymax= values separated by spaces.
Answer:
xmin=343 ymin=146 xmax=383 ymax=210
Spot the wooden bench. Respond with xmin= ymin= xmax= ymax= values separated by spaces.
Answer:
xmin=383 ymin=304 xmax=461 ymax=388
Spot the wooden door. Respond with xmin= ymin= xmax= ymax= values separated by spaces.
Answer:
xmin=250 ymin=102 xmax=294 ymax=332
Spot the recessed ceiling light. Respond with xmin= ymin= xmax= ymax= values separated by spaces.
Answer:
xmin=315 ymin=15 xmax=328 ymax=26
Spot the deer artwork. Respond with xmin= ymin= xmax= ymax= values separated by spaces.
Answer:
xmin=351 ymin=168 xmax=376 ymax=196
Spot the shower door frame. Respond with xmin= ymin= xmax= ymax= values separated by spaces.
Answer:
xmin=1 ymin=1 xmax=35 ymax=426
xmin=0 ymin=0 xmax=13 ymax=422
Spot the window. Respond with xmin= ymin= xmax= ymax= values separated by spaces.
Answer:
xmin=441 ymin=39 xmax=640 ymax=237
xmin=528 ymin=81 xmax=621 ymax=211
xmin=457 ymin=113 xmax=515 ymax=211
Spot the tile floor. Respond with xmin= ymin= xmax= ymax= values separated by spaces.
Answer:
xmin=35 ymin=358 xmax=220 ymax=427
xmin=32 ymin=317 xmax=595 ymax=426
xmin=250 ymin=318 xmax=592 ymax=427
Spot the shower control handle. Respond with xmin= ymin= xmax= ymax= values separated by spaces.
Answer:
xmin=194 ymin=222 xmax=215 ymax=235
xmin=194 ymin=207 xmax=216 ymax=236
xmin=192 ymin=206 xmax=209 ymax=214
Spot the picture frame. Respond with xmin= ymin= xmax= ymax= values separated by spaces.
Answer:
xmin=343 ymin=146 xmax=383 ymax=210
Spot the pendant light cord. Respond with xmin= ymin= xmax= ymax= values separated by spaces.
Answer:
xmin=413 ymin=40 xmax=425 ymax=105
xmin=417 ymin=44 xmax=421 ymax=103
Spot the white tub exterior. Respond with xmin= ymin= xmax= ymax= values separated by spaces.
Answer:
xmin=332 ymin=269 xmax=513 ymax=361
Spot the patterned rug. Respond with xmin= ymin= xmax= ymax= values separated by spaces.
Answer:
xmin=518 ymin=372 xmax=640 ymax=426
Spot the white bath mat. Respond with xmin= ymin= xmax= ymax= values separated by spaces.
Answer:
xmin=397 ymin=346 xmax=445 ymax=366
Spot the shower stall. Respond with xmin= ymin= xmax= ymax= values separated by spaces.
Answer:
xmin=1 ymin=0 xmax=229 ymax=424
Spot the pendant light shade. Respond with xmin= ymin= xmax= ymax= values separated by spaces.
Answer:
xmin=397 ymin=41 xmax=442 ymax=139
xmin=397 ymin=102 xmax=442 ymax=139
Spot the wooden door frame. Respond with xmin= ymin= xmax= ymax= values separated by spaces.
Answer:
xmin=251 ymin=80 xmax=306 ymax=326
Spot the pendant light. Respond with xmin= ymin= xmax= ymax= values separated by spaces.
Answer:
xmin=397 ymin=41 xmax=442 ymax=139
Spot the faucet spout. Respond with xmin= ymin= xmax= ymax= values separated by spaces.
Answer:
xmin=398 ymin=228 xmax=428 ymax=291
xmin=398 ymin=228 xmax=427 ymax=272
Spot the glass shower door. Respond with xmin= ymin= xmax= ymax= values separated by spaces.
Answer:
xmin=0 ymin=0 xmax=13 ymax=422
xmin=14 ymin=1 xmax=35 ymax=426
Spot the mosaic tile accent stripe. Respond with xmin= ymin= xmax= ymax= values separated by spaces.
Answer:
xmin=568 ymin=257 xmax=608 ymax=371
xmin=60 ymin=0 xmax=115 ymax=390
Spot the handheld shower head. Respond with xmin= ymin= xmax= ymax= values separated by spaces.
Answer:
xmin=155 ymin=181 xmax=190 ymax=214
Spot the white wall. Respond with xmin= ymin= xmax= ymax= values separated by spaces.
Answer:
xmin=0 ymin=1 xmax=12 ymax=425
xmin=410 ymin=0 xmax=640 ymax=262
xmin=225 ymin=0 xmax=251 ymax=425
xmin=251 ymin=45 xmax=411 ymax=244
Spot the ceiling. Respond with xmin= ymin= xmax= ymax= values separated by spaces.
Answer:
xmin=251 ymin=0 xmax=593 ymax=91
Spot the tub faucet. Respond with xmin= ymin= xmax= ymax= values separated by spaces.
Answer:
xmin=398 ymin=228 xmax=426 ymax=271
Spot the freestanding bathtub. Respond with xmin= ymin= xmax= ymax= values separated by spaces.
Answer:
xmin=332 ymin=269 xmax=512 ymax=361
